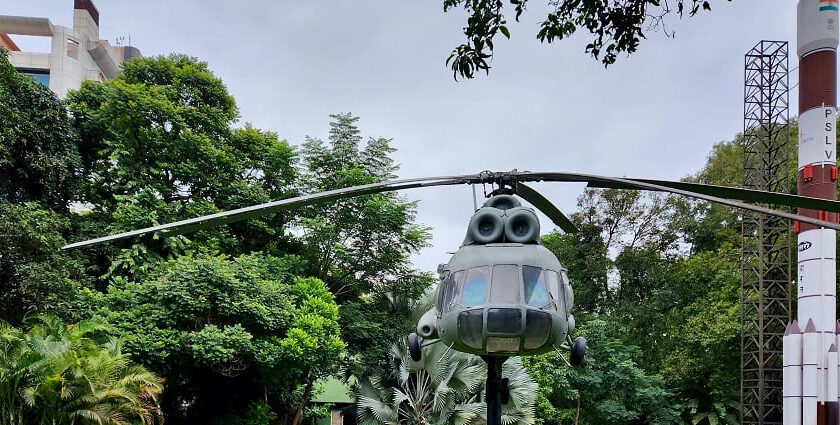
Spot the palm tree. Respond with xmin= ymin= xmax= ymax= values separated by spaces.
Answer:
xmin=0 ymin=322 xmax=35 ymax=425
xmin=356 ymin=342 xmax=536 ymax=425
xmin=0 ymin=315 xmax=164 ymax=425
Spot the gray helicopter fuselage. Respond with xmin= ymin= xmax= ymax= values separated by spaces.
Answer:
xmin=416 ymin=195 xmax=576 ymax=357
xmin=438 ymin=243 xmax=571 ymax=356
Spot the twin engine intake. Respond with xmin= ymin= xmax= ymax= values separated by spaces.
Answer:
xmin=464 ymin=195 xmax=541 ymax=245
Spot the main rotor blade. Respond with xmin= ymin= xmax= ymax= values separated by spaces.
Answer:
xmin=586 ymin=178 xmax=840 ymax=212
xmin=65 ymin=169 xmax=840 ymax=250
xmin=514 ymin=182 xmax=578 ymax=233
xmin=514 ymin=172 xmax=840 ymax=231
xmin=62 ymin=174 xmax=478 ymax=250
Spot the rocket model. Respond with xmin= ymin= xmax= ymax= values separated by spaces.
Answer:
xmin=785 ymin=2 xmax=839 ymax=425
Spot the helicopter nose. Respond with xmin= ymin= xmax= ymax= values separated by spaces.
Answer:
xmin=485 ymin=308 xmax=523 ymax=354
xmin=486 ymin=308 xmax=521 ymax=334
xmin=469 ymin=307 xmax=553 ymax=353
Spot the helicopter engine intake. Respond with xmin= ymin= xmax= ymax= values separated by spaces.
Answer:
xmin=504 ymin=208 xmax=540 ymax=243
xmin=467 ymin=208 xmax=505 ymax=243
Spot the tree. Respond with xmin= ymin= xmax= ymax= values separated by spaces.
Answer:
xmin=357 ymin=342 xmax=537 ymax=425
xmin=0 ymin=49 xmax=80 ymax=209
xmin=442 ymin=0 xmax=731 ymax=79
xmin=538 ymin=174 xmax=742 ymax=420
xmin=0 ymin=51 xmax=90 ymax=325
xmin=524 ymin=318 xmax=680 ymax=425
xmin=659 ymin=251 xmax=741 ymax=418
xmin=0 ymin=315 xmax=164 ymax=425
xmin=67 ymin=55 xmax=298 ymax=277
xmin=100 ymin=252 xmax=344 ymax=425
xmin=541 ymin=188 xmax=677 ymax=314
xmin=297 ymin=113 xmax=434 ymax=371
xmin=0 ymin=203 xmax=91 ymax=324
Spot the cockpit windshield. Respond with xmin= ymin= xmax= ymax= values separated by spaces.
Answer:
xmin=522 ymin=266 xmax=551 ymax=308
xmin=489 ymin=265 xmax=519 ymax=303
xmin=460 ymin=266 xmax=489 ymax=306
xmin=452 ymin=264 xmax=563 ymax=310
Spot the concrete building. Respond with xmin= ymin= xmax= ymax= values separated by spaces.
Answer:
xmin=0 ymin=0 xmax=140 ymax=98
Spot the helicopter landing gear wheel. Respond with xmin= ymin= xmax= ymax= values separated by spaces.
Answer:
xmin=407 ymin=332 xmax=422 ymax=361
xmin=570 ymin=336 xmax=587 ymax=366
xmin=500 ymin=378 xmax=510 ymax=405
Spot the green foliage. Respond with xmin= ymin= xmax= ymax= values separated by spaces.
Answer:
xmin=0 ymin=52 xmax=92 ymax=325
xmin=539 ymin=174 xmax=743 ymax=423
xmin=210 ymin=401 xmax=279 ymax=425
xmin=68 ymin=54 xmax=297 ymax=271
xmin=100 ymin=253 xmax=343 ymax=423
xmin=297 ymin=113 xmax=433 ymax=371
xmin=660 ymin=249 xmax=741 ymax=406
xmin=442 ymin=0 xmax=727 ymax=79
xmin=525 ymin=319 xmax=680 ymax=425
xmin=0 ymin=202 xmax=91 ymax=324
xmin=357 ymin=343 xmax=537 ymax=425
xmin=0 ymin=314 xmax=164 ymax=425
xmin=0 ymin=50 xmax=81 ymax=209
xmin=541 ymin=225 xmax=608 ymax=314
xmin=680 ymin=399 xmax=740 ymax=425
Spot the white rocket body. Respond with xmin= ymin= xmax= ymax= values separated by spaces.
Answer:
xmin=787 ymin=321 xmax=804 ymax=425
xmin=788 ymin=2 xmax=840 ymax=425
xmin=805 ymin=320 xmax=820 ymax=425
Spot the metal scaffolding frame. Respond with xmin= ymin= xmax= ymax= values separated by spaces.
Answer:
xmin=741 ymin=40 xmax=792 ymax=425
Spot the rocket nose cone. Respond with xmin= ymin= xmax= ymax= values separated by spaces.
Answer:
xmin=790 ymin=320 xmax=802 ymax=334
xmin=805 ymin=319 xmax=817 ymax=333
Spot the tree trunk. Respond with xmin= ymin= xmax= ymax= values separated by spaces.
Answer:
xmin=291 ymin=377 xmax=315 ymax=425
xmin=574 ymin=394 xmax=581 ymax=425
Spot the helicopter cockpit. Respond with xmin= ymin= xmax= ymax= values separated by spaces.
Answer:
xmin=412 ymin=194 xmax=581 ymax=359
xmin=438 ymin=264 xmax=572 ymax=315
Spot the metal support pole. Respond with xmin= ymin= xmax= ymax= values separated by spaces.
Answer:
xmin=484 ymin=356 xmax=507 ymax=425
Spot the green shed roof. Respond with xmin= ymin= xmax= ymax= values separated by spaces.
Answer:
xmin=312 ymin=377 xmax=354 ymax=404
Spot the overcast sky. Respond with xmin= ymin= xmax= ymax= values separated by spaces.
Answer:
xmin=3 ymin=1 xmax=812 ymax=272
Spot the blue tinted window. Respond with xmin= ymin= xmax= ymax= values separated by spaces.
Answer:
xmin=523 ymin=266 xmax=550 ymax=308
xmin=20 ymin=72 xmax=49 ymax=86
xmin=460 ymin=267 xmax=489 ymax=307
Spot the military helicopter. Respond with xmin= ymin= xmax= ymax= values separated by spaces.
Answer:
xmin=64 ymin=170 xmax=840 ymax=425
xmin=410 ymin=192 xmax=583 ymax=362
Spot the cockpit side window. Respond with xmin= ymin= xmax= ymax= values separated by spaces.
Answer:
xmin=443 ymin=271 xmax=463 ymax=311
xmin=460 ymin=266 xmax=489 ymax=307
xmin=523 ymin=266 xmax=551 ymax=308
xmin=561 ymin=270 xmax=574 ymax=313
xmin=545 ymin=270 xmax=564 ymax=312
xmin=436 ymin=278 xmax=446 ymax=312
xmin=490 ymin=265 xmax=520 ymax=304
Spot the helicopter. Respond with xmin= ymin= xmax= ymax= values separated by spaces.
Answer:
xmin=407 ymin=191 xmax=586 ymax=362
xmin=64 ymin=170 xmax=840 ymax=425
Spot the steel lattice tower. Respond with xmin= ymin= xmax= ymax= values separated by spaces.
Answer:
xmin=741 ymin=40 xmax=792 ymax=425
